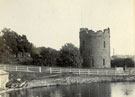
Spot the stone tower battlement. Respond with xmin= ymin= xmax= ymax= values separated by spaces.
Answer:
xmin=79 ymin=28 xmax=111 ymax=68
xmin=80 ymin=28 xmax=110 ymax=37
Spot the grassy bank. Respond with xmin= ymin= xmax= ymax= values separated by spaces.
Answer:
xmin=4 ymin=72 xmax=135 ymax=89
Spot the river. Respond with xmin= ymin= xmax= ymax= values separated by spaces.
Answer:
xmin=0 ymin=82 xmax=135 ymax=97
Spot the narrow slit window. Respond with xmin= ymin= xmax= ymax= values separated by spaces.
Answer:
xmin=92 ymin=58 xmax=94 ymax=67
xmin=104 ymin=41 xmax=106 ymax=48
xmin=83 ymin=40 xmax=85 ymax=49
xmin=103 ymin=59 xmax=105 ymax=65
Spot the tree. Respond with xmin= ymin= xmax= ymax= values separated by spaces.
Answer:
xmin=31 ymin=47 xmax=59 ymax=66
xmin=123 ymin=58 xmax=135 ymax=67
xmin=0 ymin=36 xmax=11 ymax=63
xmin=1 ymin=28 xmax=32 ymax=57
xmin=40 ymin=47 xmax=59 ymax=66
xmin=111 ymin=58 xmax=135 ymax=68
xmin=17 ymin=35 xmax=32 ymax=57
xmin=2 ymin=28 xmax=18 ymax=57
xmin=56 ymin=43 xmax=83 ymax=67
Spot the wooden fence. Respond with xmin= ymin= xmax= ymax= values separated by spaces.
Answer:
xmin=0 ymin=64 xmax=133 ymax=76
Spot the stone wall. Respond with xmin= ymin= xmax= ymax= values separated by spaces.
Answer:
xmin=80 ymin=28 xmax=111 ymax=68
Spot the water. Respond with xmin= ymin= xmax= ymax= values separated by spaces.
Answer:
xmin=0 ymin=82 xmax=135 ymax=97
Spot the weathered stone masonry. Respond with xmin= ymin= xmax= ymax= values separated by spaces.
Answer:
xmin=80 ymin=28 xmax=110 ymax=68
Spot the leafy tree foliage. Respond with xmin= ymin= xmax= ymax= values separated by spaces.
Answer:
xmin=0 ymin=28 xmax=83 ymax=67
xmin=1 ymin=28 xmax=32 ymax=57
xmin=2 ymin=28 xmax=18 ymax=56
xmin=17 ymin=35 xmax=33 ymax=57
xmin=111 ymin=58 xmax=135 ymax=67
xmin=0 ymin=36 xmax=11 ymax=63
xmin=56 ymin=43 xmax=83 ymax=67
xmin=31 ymin=47 xmax=59 ymax=66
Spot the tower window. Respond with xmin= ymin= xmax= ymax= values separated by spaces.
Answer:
xmin=82 ymin=40 xmax=85 ymax=49
xmin=103 ymin=59 xmax=105 ymax=65
xmin=80 ymin=48 xmax=82 ymax=54
xmin=92 ymin=58 xmax=94 ymax=67
xmin=104 ymin=41 xmax=106 ymax=48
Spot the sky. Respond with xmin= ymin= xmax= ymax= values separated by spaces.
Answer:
xmin=0 ymin=0 xmax=134 ymax=55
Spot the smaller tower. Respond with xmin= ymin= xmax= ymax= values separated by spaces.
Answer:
xmin=80 ymin=28 xmax=111 ymax=68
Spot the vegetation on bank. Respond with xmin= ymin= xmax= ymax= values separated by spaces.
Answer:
xmin=111 ymin=57 xmax=135 ymax=68
xmin=6 ymin=72 xmax=135 ymax=89
xmin=0 ymin=28 xmax=134 ymax=68
xmin=0 ymin=28 xmax=82 ymax=67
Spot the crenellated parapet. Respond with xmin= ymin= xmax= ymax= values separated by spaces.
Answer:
xmin=80 ymin=28 xmax=110 ymax=38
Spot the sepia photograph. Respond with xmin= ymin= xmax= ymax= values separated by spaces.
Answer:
xmin=0 ymin=0 xmax=135 ymax=97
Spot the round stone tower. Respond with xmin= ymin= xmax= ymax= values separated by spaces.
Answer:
xmin=80 ymin=28 xmax=110 ymax=68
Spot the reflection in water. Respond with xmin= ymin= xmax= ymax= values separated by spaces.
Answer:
xmin=0 ymin=82 xmax=135 ymax=97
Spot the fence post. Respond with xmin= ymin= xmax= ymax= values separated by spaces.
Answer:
xmin=0 ymin=80 xmax=1 ymax=88
xmin=114 ymin=71 xmax=116 ymax=75
xmin=59 ymin=68 xmax=61 ymax=73
xmin=4 ymin=66 xmax=6 ymax=70
xmin=105 ymin=70 xmax=107 ymax=75
xmin=79 ymin=69 xmax=80 ymax=75
xmin=16 ymin=66 xmax=17 ymax=71
xmin=27 ymin=67 xmax=29 ymax=72
xmin=39 ymin=67 xmax=41 ymax=73
xmin=50 ymin=67 xmax=52 ymax=74
xmin=70 ymin=69 xmax=71 ymax=72
xmin=129 ymin=69 xmax=131 ymax=75
xmin=88 ymin=70 xmax=90 ymax=75
xmin=96 ymin=70 xmax=99 ymax=75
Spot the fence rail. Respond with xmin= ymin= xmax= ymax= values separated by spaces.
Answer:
xmin=0 ymin=64 xmax=134 ymax=76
